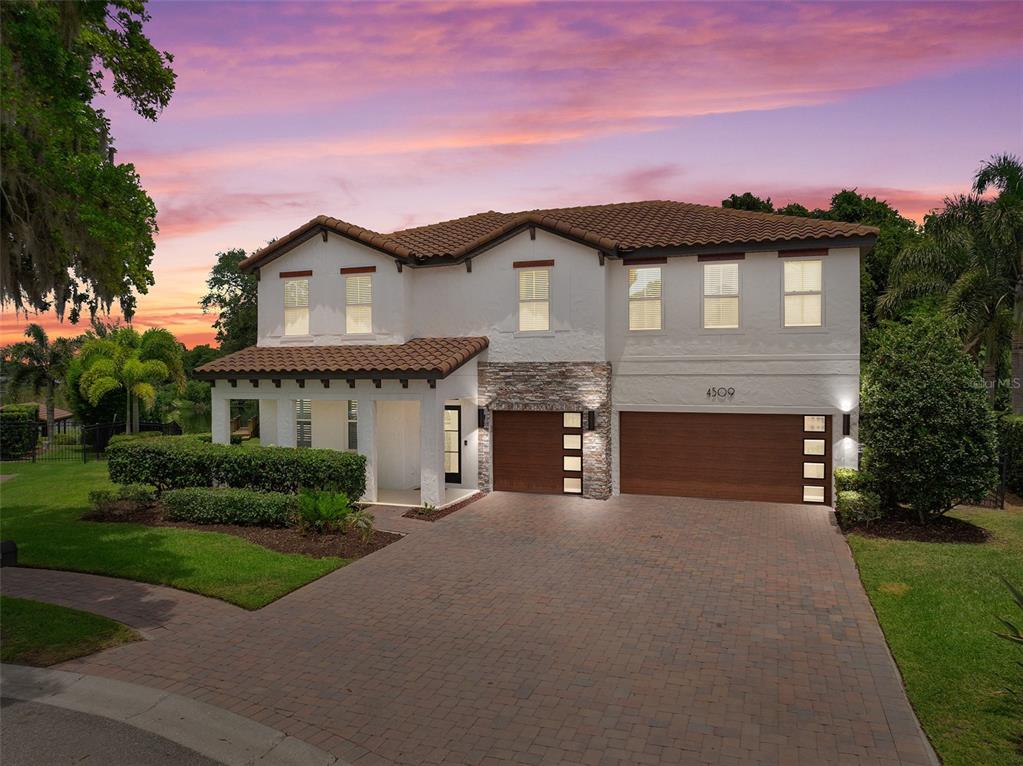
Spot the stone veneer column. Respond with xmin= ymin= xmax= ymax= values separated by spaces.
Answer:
xmin=477 ymin=362 xmax=612 ymax=499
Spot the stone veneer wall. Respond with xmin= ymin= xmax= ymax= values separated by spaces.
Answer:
xmin=477 ymin=362 xmax=612 ymax=499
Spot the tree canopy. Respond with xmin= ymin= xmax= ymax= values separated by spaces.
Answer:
xmin=1 ymin=0 xmax=175 ymax=321
xmin=200 ymin=249 xmax=258 ymax=354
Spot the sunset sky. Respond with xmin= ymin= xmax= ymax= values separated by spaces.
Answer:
xmin=2 ymin=0 xmax=1021 ymax=347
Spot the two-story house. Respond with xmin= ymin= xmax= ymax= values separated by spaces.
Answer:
xmin=195 ymin=201 xmax=876 ymax=508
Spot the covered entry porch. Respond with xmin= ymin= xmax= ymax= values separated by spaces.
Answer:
xmin=196 ymin=338 xmax=488 ymax=507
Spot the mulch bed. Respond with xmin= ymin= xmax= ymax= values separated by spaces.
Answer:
xmin=83 ymin=502 xmax=403 ymax=559
xmin=401 ymin=491 xmax=484 ymax=522
xmin=843 ymin=514 xmax=991 ymax=544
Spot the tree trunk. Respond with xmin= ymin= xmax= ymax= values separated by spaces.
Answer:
xmin=125 ymin=395 xmax=133 ymax=434
xmin=1012 ymin=333 xmax=1023 ymax=415
xmin=131 ymin=396 xmax=140 ymax=433
xmin=45 ymin=380 xmax=55 ymax=448
xmin=982 ymin=357 xmax=999 ymax=407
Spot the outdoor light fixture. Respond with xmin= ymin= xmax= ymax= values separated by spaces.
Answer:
xmin=842 ymin=413 xmax=851 ymax=436
xmin=478 ymin=408 xmax=486 ymax=429
xmin=586 ymin=410 xmax=596 ymax=431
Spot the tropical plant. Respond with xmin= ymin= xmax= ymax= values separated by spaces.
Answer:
xmin=77 ymin=327 xmax=184 ymax=432
xmin=295 ymin=489 xmax=354 ymax=534
xmin=2 ymin=324 xmax=80 ymax=445
xmin=344 ymin=508 xmax=376 ymax=544
xmin=1 ymin=0 xmax=175 ymax=321
xmin=880 ymin=153 xmax=1023 ymax=411
xmin=861 ymin=317 xmax=999 ymax=523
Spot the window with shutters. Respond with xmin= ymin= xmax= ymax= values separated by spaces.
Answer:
xmin=283 ymin=279 xmax=309 ymax=336
xmin=345 ymin=275 xmax=373 ymax=334
xmin=295 ymin=399 xmax=311 ymax=448
xmin=347 ymin=400 xmax=358 ymax=451
xmin=784 ymin=260 xmax=822 ymax=327
xmin=703 ymin=263 xmax=739 ymax=329
xmin=518 ymin=268 xmax=550 ymax=332
xmin=628 ymin=267 xmax=662 ymax=331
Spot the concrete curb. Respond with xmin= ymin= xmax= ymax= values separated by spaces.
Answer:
xmin=0 ymin=664 xmax=346 ymax=766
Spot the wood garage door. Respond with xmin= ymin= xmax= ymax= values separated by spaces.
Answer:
xmin=492 ymin=411 xmax=567 ymax=494
xmin=619 ymin=412 xmax=830 ymax=504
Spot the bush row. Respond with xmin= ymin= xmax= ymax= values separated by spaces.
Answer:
xmin=163 ymin=487 xmax=297 ymax=527
xmin=107 ymin=431 xmax=164 ymax=448
xmin=107 ymin=436 xmax=367 ymax=497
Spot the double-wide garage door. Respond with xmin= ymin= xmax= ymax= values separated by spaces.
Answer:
xmin=619 ymin=412 xmax=830 ymax=504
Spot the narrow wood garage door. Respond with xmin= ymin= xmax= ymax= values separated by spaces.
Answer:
xmin=492 ymin=411 xmax=565 ymax=493
xmin=619 ymin=412 xmax=830 ymax=504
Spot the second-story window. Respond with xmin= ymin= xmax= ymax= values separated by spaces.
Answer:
xmin=784 ymin=259 xmax=822 ymax=327
xmin=283 ymin=278 xmax=309 ymax=336
xmin=703 ymin=262 xmax=739 ymax=329
xmin=345 ymin=274 xmax=373 ymax=334
xmin=628 ymin=266 xmax=662 ymax=331
xmin=518 ymin=268 xmax=550 ymax=332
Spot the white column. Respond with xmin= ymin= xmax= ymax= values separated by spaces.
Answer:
xmin=356 ymin=397 xmax=377 ymax=502
xmin=419 ymin=393 xmax=444 ymax=507
xmin=258 ymin=400 xmax=278 ymax=445
xmin=211 ymin=386 xmax=231 ymax=445
xmin=275 ymin=398 xmax=296 ymax=448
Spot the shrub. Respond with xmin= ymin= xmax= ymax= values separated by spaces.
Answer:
xmin=296 ymin=489 xmax=353 ymax=533
xmin=107 ymin=437 xmax=367 ymax=497
xmin=999 ymin=415 xmax=1023 ymax=495
xmin=345 ymin=508 xmax=376 ymax=543
xmin=834 ymin=467 xmax=862 ymax=493
xmin=861 ymin=318 xmax=999 ymax=524
xmin=88 ymin=488 xmax=117 ymax=510
xmin=835 ymin=490 xmax=883 ymax=527
xmin=52 ymin=432 xmax=80 ymax=446
xmin=118 ymin=483 xmax=157 ymax=504
xmin=163 ymin=487 xmax=296 ymax=527
xmin=88 ymin=484 xmax=158 ymax=514
xmin=0 ymin=409 xmax=38 ymax=459
xmin=107 ymin=431 xmax=163 ymax=448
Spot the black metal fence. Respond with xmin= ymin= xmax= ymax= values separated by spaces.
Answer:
xmin=0 ymin=420 xmax=179 ymax=463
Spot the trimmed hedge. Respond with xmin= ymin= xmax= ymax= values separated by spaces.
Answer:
xmin=163 ymin=487 xmax=297 ymax=527
xmin=107 ymin=431 xmax=164 ymax=448
xmin=107 ymin=437 xmax=367 ymax=498
xmin=0 ymin=409 xmax=38 ymax=459
xmin=999 ymin=415 xmax=1023 ymax=495
xmin=834 ymin=467 xmax=874 ymax=493
xmin=835 ymin=489 xmax=883 ymax=527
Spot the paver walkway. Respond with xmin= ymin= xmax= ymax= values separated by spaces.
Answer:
xmin=3 ymin=494 xmax=936 ymax=765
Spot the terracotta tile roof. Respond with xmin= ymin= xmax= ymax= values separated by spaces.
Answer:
xmin=239 ymin=200 xmax=878 ymax=271
xmin=194 ymin=337 xmax=489 ymax=380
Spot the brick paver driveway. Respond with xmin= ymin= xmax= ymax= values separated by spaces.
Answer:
xmin=55 ymin=493 xmax=934 ymax=766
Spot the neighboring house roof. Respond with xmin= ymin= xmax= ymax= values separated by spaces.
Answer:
xmin=0 ymin=404 xmax=73 ymax=421
xmin=194 ymin=337 xmax=489 ymax=381
xmin=239 ymin=200 xmax=879 ymax=272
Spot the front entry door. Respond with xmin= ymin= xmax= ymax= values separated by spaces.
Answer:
xmin=444 ymin=405 xmax=461 ymax=483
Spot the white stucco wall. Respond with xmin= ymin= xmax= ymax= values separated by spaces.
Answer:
xmin=409 ymin=229 xmax=606 ymax=361
xmin=376 ymin=400 xmax=421 ymax=490
xmin=256 ymin=233 xmax=410 ymax=346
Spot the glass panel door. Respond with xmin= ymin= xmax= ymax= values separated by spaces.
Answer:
xmin=444 ymin=405 xmax=461 ymax=483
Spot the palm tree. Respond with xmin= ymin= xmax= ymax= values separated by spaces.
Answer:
xmin=78 ymin=327 xmax=184 ymax=432
xmin=879 ymin=153 xmax=1023 ymax=412
xmin=3 ymin=324 xmax=81 ymax=446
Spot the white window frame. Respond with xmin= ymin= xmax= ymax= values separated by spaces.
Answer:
xmin=283 ymin=278 xmax=309 ymax=336
xmin=627 ymin=266 xmax=663 ymax=332
xmin=702 ymin=261 xmax=740 ymax=330
xmin=783 ymin=258 xmax=824 ymax=328
xmin=517 ymin=267 xmax=551 ymax=333
xmin=344 ymin=274 xmax=373 ymax=335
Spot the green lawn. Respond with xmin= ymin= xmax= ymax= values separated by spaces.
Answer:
xmin=0 ymin=461 xmax=345 ymax=609
xmin=849 ymin=507 xmax=1023 ymax=766
xmin=1 ymin=595 xmax=139 ymax=666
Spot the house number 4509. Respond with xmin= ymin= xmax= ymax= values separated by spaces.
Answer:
xmin=706 ymin=386 xmax=735 ymax=399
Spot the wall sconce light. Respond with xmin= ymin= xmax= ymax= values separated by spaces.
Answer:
xmin=586 ymin=410 xmax=596 ymax=431
xmin=478 ymin=408 xmax=486 ymax=429
xmin=842 ymin=413 xmax=851 ymax=436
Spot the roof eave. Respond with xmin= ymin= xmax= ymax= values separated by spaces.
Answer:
xmin=239 ymin=221 xmax=415 ymax=274
xmin=618 ymin=233 xmax=878 ymax=259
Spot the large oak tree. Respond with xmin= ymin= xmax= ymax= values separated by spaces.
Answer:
xmin=1 ymin=0 xmax=175 ymax=321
